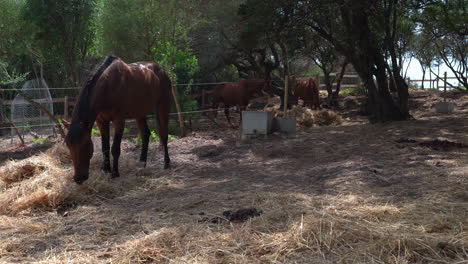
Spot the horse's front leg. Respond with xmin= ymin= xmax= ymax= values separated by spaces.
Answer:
xmin=136 ymin=118 xmax=150 ymax=167
xmin=111 ymin=119 xmax=125 ymax=178
xmin=96 ymin=119 xmax=111 ymax=173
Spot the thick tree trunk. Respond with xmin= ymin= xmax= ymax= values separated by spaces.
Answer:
xmin=393 ymin=72 xmax=410 ymax=117
xmin=387 ymin=68 xmax=397 ymax=93
xmin=335 ymin=3 xmax=409 ymax=123
xmin=351 ymin=55 xmax=408 ymax=123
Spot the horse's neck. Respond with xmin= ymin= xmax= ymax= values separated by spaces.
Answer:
xmin=71 ymin=91 xmax=97 ymax=127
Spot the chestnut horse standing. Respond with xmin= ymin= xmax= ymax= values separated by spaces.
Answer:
xmin=292 ymin=77 xmax=321 ymax=109
xmin=65 ymin=56 xmax=171 ymax=184
xmin=212 ymin=79 xmax=270 ymax=127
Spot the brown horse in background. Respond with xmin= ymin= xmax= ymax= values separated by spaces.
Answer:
xmin=292 ymin=77 xmax=321 ymax=109
xmin=212 ymin=78 xmax=271 ymax=127
xmin=64 ymin=56 xmax=171 ymax=184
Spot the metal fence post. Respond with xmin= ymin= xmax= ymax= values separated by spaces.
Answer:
xmin=64 ymin=96 xmax=68 ymax=120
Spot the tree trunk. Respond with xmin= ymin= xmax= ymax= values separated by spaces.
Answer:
xmin=332 ymin=61 xmax=348 ymax=101
xmin=323 ymin=72 xmax=333 ymax=98
xmin=351 ymin=54 xmax=407 ymax=123
xmin=387 ymin=67 xmax=397 ymax=92
xmin=421 ymin=68 xmax=426 ymax=90
xmin=340 ymin=3 xmax=409 ymax=123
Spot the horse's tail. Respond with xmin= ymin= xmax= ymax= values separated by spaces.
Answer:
xmin=157 ymin=69 xmax=173 ymax=105
xmin=74 ymin=55 xmax=117 ymax=121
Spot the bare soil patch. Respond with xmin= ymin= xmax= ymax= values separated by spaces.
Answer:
xmin=0 ymin=90 xmax=467 ymax=263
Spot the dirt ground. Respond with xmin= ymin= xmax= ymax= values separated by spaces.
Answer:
xmin=0 ymin=90 xmax=467 ymax=263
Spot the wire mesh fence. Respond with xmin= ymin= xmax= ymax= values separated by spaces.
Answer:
xmin=0 ymin=73 xmax=365 ymax=147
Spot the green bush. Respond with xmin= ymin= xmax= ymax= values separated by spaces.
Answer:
xmin=340 ymin=86 xmax=366 ymax=97
xmin=153 ymin=41 xmax=201 ymax=120
xmin=129 ymin=127 xmax=176 ymax=147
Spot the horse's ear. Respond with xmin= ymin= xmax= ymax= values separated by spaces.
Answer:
xmin=62 ymin=119 xmax=70 ymax=130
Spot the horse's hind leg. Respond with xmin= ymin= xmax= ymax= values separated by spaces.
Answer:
xmin=225 ymin=108 xmax=235 ymax=128
xmin=211 ymin=102 xmax=219 ymax=119
xmin=111 ymin=119 xmax=125 ymax=178
xmin=239 ymin=105 xmax=246 ymax=123
xmin=136 ymin=117 xmax=150 ymax=167
xmin=96 ymin=119 xmax=111 ymax=173
xmin=156 ymin=102 xmax=171 ymax=169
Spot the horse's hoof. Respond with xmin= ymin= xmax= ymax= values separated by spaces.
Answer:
xmin=111 ymin=171 xmax=120 ymax=178
xmin=164 ymin=164 xmax=170 ymax=169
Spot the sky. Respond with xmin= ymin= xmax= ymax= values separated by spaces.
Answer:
xmin=404 ymin=60 xmax=461 ymax=88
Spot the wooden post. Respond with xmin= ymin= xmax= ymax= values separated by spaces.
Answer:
xmin=64 ymin=96 xmax=69 ymax=120
xmin=443 ymin=72 xmax=447 ymax=102
xmin=202 ymin=89 xmax=206 ymax=109
xmin=429 ymin=71 xmax=432 ymax=89
xmin=284 ymin=75 xmax=289 ymax=116
xmin=171 ymin=83 xmax=186 ymax=137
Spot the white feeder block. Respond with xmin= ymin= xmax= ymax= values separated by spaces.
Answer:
xmin=242 ymin=111 xmax=273 ymax=135
xmin=435 ymin=102 xmax=455 ymax=113
xmin=274 ymin=117 xmax=296 ymax=134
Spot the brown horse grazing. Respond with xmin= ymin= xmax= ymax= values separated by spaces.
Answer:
xmin=292 ymin=77 xmax=321 ymax=109
xmin=64 ymin=56 xmax=171 ymax=184
xmin=212 ymin=79 xmax=271 ymax=127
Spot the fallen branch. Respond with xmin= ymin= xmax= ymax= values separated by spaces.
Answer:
xmin=2 ymin=119 xmax=25 ymax=146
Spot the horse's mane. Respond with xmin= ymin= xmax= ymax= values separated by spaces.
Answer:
xmin=66 ymin=56 xmax=117 ymax=143
xmin=72 ymin=55 xmax=117 ymax=123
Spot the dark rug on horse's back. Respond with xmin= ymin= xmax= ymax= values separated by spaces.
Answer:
xmin=396 ymin=138 xmax=467 ymax=151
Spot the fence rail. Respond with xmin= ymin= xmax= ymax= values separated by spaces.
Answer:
xmin=1 ymin=72 xmax=461 ymax=138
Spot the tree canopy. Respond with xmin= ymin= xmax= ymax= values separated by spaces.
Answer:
xmin=0 ymin=0 xmax=466 ymax=122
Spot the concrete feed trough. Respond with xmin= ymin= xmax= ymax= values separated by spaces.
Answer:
xmin=241 ymin=111 xmax=273 ymax=135
xmin=435 ymin=102 xmax=455 ymax=113
xmin=273 ymin=117 xmax=296 ymax=134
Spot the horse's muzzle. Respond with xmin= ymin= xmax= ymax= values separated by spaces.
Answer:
xmin=74 ymin=174 xmax=89 ymax=185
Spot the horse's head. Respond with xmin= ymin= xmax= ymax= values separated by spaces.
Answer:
xmin=65 ymin=121 xmax=94 ymax=184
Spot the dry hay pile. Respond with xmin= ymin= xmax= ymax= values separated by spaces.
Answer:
xmin=0 ymin=143 xmax=139 ymax=215
xmin=112 ymin=194 xmax=467 ymax=264
xmin=265 ymin=105 xmax=343 ymax=128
